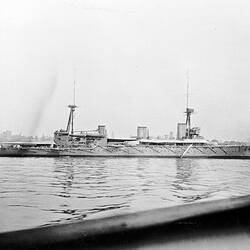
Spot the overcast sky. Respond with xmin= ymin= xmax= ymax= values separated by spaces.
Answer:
xmin=0 ymin=0 xmax=250 ymax=141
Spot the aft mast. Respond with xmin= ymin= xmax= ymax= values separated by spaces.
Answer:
xmin=185 ymin=70 xmax=194 ymax=139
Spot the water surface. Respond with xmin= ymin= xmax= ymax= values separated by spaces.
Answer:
xmin=0 ymin=157 xmax=250 ymax=232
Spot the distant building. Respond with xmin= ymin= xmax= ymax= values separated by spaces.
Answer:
xmin=0 ymin=131 xmax=53 ymax=142
xmin=1 ymin=130 xmax=12 ymax=141
xmin=169 ymin=131 xmax=175 ymax=140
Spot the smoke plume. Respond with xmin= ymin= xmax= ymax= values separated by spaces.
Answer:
xmin=29 ymin=75 xmax=58 ymax=135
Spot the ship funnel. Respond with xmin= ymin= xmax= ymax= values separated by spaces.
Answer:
xmin=177 ymin=123 xmax=187 ymax=140
xmin=137 ymin=126 xmax=149 ymax=139
xmin=98 ymin=125 xmax=107 ymax=137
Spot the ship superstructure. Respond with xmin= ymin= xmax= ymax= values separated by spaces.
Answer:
xmin=54 ymin=104 xmax=107 ymax=148
xmin=53 ymin=71 xmax=205 ymax=149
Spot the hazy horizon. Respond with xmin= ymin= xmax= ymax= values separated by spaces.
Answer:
xmin=1 ymin=0 xmax=250 ymax=141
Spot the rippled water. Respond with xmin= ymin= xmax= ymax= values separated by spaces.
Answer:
xmin=0 ymin=157 xmax=250 ymax=232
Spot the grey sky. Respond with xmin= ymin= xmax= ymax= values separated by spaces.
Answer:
xmin=0 ymin=0 xmax=250 ymax=141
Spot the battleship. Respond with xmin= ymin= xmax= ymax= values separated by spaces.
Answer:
xmin=0 ymin=96 xmax=250 ymax=158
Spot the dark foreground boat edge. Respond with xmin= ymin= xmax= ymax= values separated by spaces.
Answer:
xmin=1 ymin=195 xmax=250 ymax=249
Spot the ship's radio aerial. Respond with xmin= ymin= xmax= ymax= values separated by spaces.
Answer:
xmin=66 ymin=68 xmax=77 ymax=134
xmin=184 ymin=69 xmax=200 ymax=139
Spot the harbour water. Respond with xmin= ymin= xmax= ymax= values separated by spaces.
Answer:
xmin=0 ymin=157 xmax=250 ymax=233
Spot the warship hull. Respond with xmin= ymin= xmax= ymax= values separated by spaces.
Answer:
xmin=1 ymin=145 xmax=250 ymax=158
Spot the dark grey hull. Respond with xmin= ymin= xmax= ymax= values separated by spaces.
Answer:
xmin=0 ymin=145 xmax=250 ymax=158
